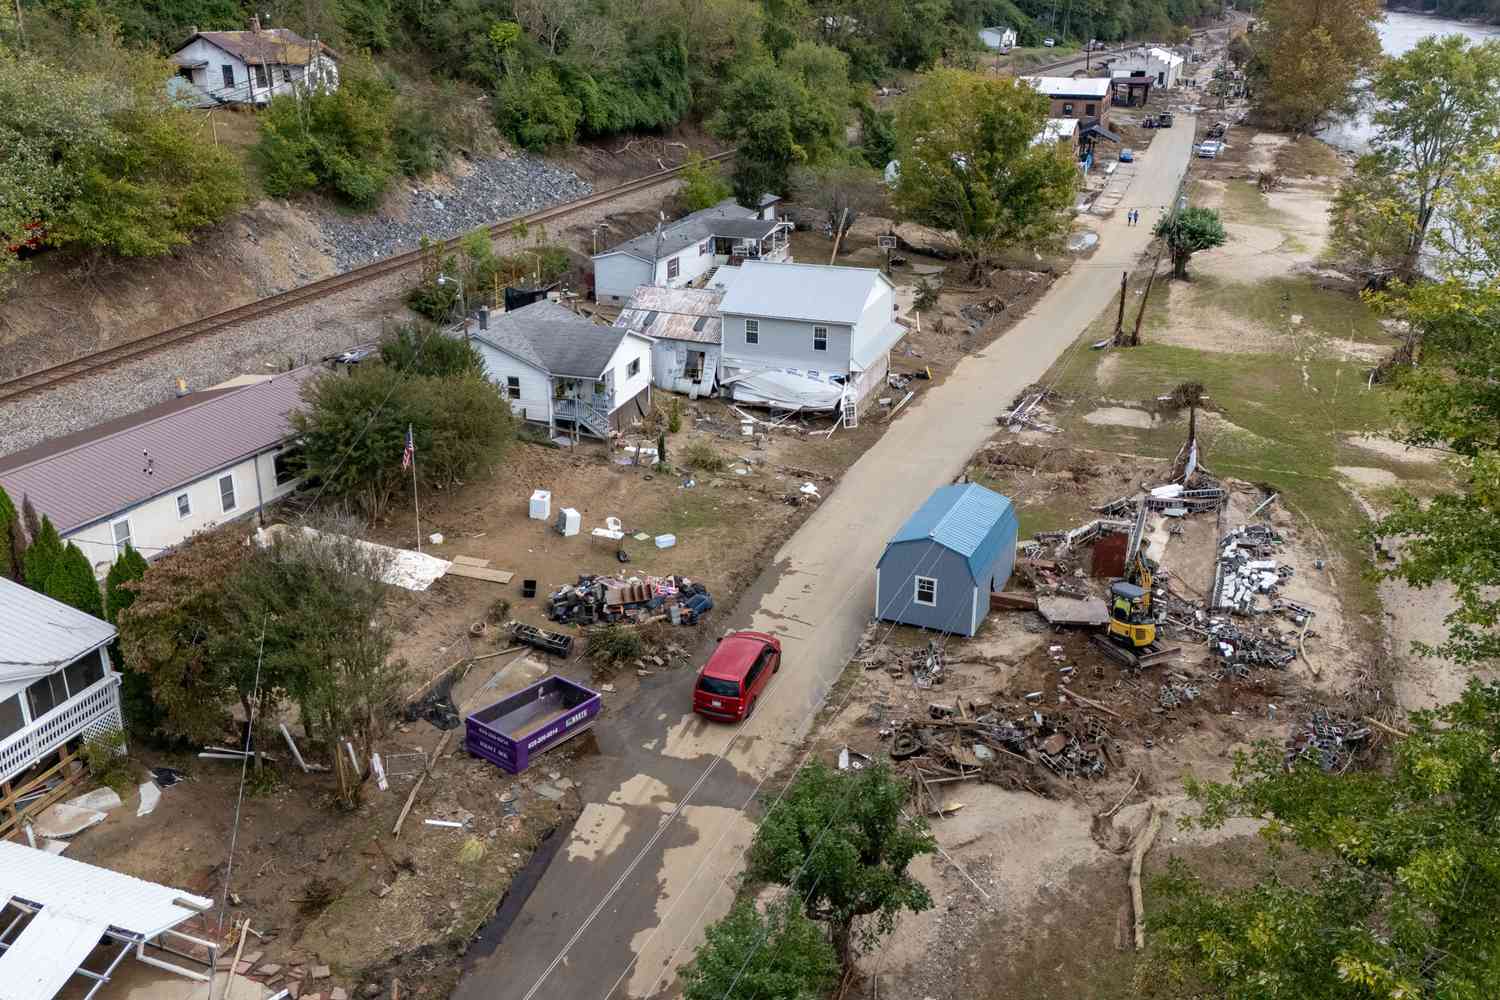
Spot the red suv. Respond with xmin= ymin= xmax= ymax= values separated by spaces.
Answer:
xmin=692 ymin=631 xmax=781 ymax=722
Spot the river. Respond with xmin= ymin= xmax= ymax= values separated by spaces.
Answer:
xmin=1320 ymin=10 xmax=1500 ymax=151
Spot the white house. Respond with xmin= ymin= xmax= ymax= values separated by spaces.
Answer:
xmin=1109 ymin=46 xmax=1185 ymax=89
xmin=0 ymin=577 xmax=123 ymax=800
xmin=978 ymin=26 xmax=1017 ymax=50
xmin=614 ymin=286 xmax=725 ymax=397
xmin=592 ymin=195 xmax=788 ymax=304
xmin=169 ymin=18 xmax=339 ymax=106
xmin=471 ymin=299 xmax=654 ymax=439
xmin=717 ymin=261 xmax=906 ymax=414
xmin=0 ymin=367 xmax=317 ymax=576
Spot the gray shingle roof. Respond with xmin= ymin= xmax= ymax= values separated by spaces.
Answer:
xmin=180 ymin=28 xmax=338 ymax=66
xmin=0 ymin=367 xmax=318 ymax=535
xmin=473 ymin=300 xmax=628 ymax=378
xmin=614 ymin=286 xmax=724 ymax=345
xmin=0 ymin=577 xmax=116 ymax=675
xmin=718 ymin=260 xmax=891 ymax=325
xmin=596 ymin=197 xmax=780 ymax=263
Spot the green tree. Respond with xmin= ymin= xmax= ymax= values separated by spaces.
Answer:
xmin=1146 ymin=680 xmax=1500 ymax=998
xmin=1154 ymin=206 xmax=1226 ymax=280
xmin=1362 ymin=36 xmax=1500 ymax=282
xmin=680 ymin=897 xmax=840 ymax=1000
xmin=103 ymin=544 xmax=158 ymax=735
xmin=1248 ymin=0 xmax=1383 ymax=133
xmin=104 ymin=544 xmax=148 ymax=624
xmin=0 ymin=485 xmax=15 ymax=581
xmin=1328 ymin=155 xmax=1415 ymax=286
xmin=255 ymin=55 xmax=398 ymax=207
xmin=712 ymin=57 xmax=846 ymax=205
xmin=747 ymin=760 xmax=935 ymax=966
xmin=380 ymin=322 xmax=487 ymax=378
xmin=857 ymin=102 xmax=896 ymax=170
xmin=23 ymin=515 xmax=65 ymax=593
xmin=892 ymin=69 xmax=1078 ymax=265
xmin=678 ymin=152 xmax=733 ymax=212
xmin=495 ymin=63 xmax=582 ymax=150
xmin=47 ymin=541 xmax=104 ymax=619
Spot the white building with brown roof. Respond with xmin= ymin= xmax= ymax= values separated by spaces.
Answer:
xmin=0 ymin=367 xmax=318 ymax=576
xmin=170 ymin=18 xmax=339 ymax=106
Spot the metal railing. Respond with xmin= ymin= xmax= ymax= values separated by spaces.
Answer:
xmin=0 ymin=675 xmax=123 ymax=783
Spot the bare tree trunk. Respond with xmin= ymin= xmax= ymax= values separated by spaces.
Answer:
xmin=832 ymin=919 xmax=854 ymax=970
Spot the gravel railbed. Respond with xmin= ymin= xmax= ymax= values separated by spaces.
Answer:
xmin=319 ymin=155 xmax=592 ymax=271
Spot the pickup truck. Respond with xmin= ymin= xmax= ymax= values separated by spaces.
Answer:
xmin=1196 ymin=140 xmax=1222 ymax=159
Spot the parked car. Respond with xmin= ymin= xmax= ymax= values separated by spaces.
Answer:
xmin=1158 ymin=113 xmax=1174 ymax=128
xmin=1196 ymin=141 xmax=1222 ymax=158
xmin=692 ymin=631 xmax=781 ymax=722
xmin=1119 ymin=148 xmax=1135 ymax=162
xmin=1087 ymin=39 xmax=1108 ymax=50
xmin=1042 ymin=37 xmax=1055 ymax=46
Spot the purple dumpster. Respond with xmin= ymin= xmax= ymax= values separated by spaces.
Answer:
xmin=465 ymin=675 xmax=601 ymax=774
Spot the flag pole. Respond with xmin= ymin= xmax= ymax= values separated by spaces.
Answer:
xmin=408 ymin=425 xmax=422 ymax=553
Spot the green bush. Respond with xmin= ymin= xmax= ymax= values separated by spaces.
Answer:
xmin=495 ymin=65 xmax=581 ymax=150
xmin=83 ymin=729 xmax=134 ymax=799
xmin=587 ymin=624 xmax=643 ymax=668
xmin=23 ymin=515 xmax=64 ymax=592
xmin=47 ymin=542 xmax=104 ymax=619
xmin=683 ymin=441 xmax=726 ymax=472
xmin=380 ymin=322 xmax=486 ymax=378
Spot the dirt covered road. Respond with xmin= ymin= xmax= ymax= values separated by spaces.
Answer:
xmin=451 ymin=119 xmax=1199 ymax=1000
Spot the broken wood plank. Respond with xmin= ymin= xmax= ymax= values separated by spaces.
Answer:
xmin=445 ymin=564 xmax=515 ymax=584
xmin=1059 ymin=685 xmax=1124 ymax=719
xmin=451 ymin=555 xmax=492 ymax=568
xmin=393 ymin=729 xmax=455 ymax=838
xmin=989 ymin=591 xmax=1039 ymax=611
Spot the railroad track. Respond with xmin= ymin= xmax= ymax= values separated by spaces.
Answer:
xmin=0 ymin=150 xmax=735 ymax=406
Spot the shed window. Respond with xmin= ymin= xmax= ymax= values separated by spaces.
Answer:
xmin=627 ymin=358 xmax=641 ymax=377
xmin=813 ymin=326 xmax=828 ymax=352
xmin=745 ymin=319 xmax=759 ymax=345
xmin=0 ymin=694 xmax=22 ymax=741
xmin=176 ymin=492 xmax=192 ymax=518
xmin=253 ymin=64 xmax=270 ymax=89
xmin=505 ymin=376 xmax=521 ymax=399
xmin=219 ymin=473 xmax=237 ymax=513
xmin=914 ymin=576 xmax=938 ymax=607
xmin=666 ymin=257 xmax=680 ymax=280
xmin=111 ymin=517 xmax=132 ymax=553
xmin=64 ymin=652 xmax=104 ymax=697
xmin=221 ymin=65 xmax=234 ymax=89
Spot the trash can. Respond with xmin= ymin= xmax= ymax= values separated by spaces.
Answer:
xmin=522 ymin=579 xmax=538 ymax=599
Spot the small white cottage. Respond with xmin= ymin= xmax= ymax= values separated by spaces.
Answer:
xmin=978 ymin=26 xmax=1017 ymax=50
xmin=614 ymin=286 xmax=725 ymax=397
xmin=169 ymin=18 xmax=339 ymax=106
xmin=471 ymin=300 xmax=654 ymax=439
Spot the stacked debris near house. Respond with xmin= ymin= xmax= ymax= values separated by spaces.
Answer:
xmin=546 ymin=573 xmax=714 ymax=626
xmin=1212 ymin=524 xmax=1291 ymax=611
xmin=1285 ymin=710 xmax=1371 ymax=773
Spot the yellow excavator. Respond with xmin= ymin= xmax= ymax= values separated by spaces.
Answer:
xmin=1092 ymin=505 xmax=1180 ymax=669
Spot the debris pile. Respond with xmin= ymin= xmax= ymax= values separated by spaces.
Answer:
xmin=545 ymin=573 xmax=713 ymax=626
xmin=1212 ymin=524 xmax=1290 ymax=612
xmin=1285 ymin=710 xmax=1370 ymax=773
xmin=1207 ymin=619 xmax=1297 ymax=672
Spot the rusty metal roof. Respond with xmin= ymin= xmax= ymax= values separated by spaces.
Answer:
xmin=614 ymin=286 xmax=723 ymax=345
xmin=181 ymin=28 xmax=338 ymax=66
xmin=0 ymin=367 xmax=318 ymax=535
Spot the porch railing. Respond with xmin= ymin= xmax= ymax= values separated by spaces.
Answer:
xmin=0 ymin=675 xmax=123 ymax=784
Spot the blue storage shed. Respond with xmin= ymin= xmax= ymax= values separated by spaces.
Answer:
xmin=875 ymin=483 xmax=1019 ymax=637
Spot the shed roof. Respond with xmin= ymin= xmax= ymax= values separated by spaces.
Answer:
xmin=882 ymin=483 xmax=1016 ymax=586
xmin=1022 ymin=76 xmax=1112 ymax=98
xmin=471 ymin=299 xmax=630 ymax=379
xmin=0 ymin=578 xmax=116 ymax=682
xmin=614 ymin=286 xmax=724 ymax=345
xmin=596 ymin=197 xmax=780 ymax=263
xmin=0 ymin=366 xmax=317 ymax=537
xmin=177 ymin=27 xmax=338 ymax=66
xmin=719 ymin=260 xmax=891 ymax=326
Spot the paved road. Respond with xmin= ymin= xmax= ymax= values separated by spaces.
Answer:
xmin=451 ymin=117 xmax=1197 ymax=1000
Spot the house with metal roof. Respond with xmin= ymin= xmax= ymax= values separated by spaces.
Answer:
xmin=168 ymin=17 xmax=339 ymax=106
xmin=1109 ymin=46 xmax=1185 ymax=89
xmin=1021 ymin=76 xmax=1114 ymax=126
xmin=0 ymin=576 xmax=122 ymax=821
xmin=591 ymin=195 xmax=787 ymax=303
xmin=716 ymin=260 xmax=906 ymax=416
xmin=469 ymin=299 xmax=654 ymax=440
xmin=0 ymin=366 xmax=318 ymax=576
xmin=613 ymin=286 xmax=725 ymax=396
xmin=875 ymin=483 xmax=1019 ymax=637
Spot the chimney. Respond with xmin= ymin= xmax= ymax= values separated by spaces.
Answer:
xmin=250 ymin=15 xmax=261 ymax=32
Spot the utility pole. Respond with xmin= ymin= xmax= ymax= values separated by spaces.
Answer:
xmin=1112 ymin=271 xmax=1127 ymax=342
xmin=1131 ymin=266 xmax=1157 ymax=346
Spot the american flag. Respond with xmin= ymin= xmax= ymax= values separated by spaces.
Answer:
xmin=401 ymin=424 xmax=415 ymax=470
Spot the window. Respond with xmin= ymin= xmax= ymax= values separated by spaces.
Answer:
xmin=697 ymin=675 xmax=740 ymax=697
xmin=0 ymin=694 xmax=22 ymax=741
xmin=698 ymin=241 xmax=710 ymax=255
xmin=692 ymin=315 xmax=709 ymax=333
xmin=219 ymin=473 xmax=237 ymax=513
xmin=221 ymin=65 xmax=235 ymax=89
xmin=505 ymin=376 xmax=521 ymax=399
xmin=1063 ymin=102 xmax=1074 ymax=115
xmin=273 ymin=447 xmax=301 ymax=486
xmin=176 ymin=492 xmax=192 ymax=519
xmin=63 ymin=653 xmax=104 ymax=698
xmin=745 ymin=319 xmax=759 ymax=345
xmin=627 ymin=358 xmax=641 ymax=378
xmin=253 ymin=64 xmax=269 ymax=89
xmin=813 ymin=326 xmax=828 ymax=352
xmin=666 ymin=257 xmax=680 ymax=281
xmin=1086 ymin=103 xmax=1097 ymax=116
xmin=111 ymin=517 xmax=132 ymax=553
xmin=26 ymin=672 xmax=67 ymax=720
xmin=281 ymin=66 xmax=292 ymax=83
xmin=914 ymin=576 xmax=938 ymax=607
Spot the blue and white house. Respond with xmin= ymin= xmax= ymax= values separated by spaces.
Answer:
xmin=875 ymin=483 xmax=1019 ymax=637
